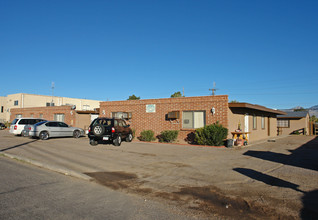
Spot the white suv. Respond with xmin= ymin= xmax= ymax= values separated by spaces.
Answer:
xmin=10 ymin=118 xmax=46 ymax=135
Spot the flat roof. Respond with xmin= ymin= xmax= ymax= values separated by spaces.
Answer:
xmin=229 ymin=103 xmax=286 ymax=115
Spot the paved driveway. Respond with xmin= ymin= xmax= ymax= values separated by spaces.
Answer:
xmin=1 ymin=130 xmax=317 ymax=219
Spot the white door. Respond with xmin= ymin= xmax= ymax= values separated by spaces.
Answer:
xmin=194 ymin=112 xmax=205 ymax=128
xmin=244 ymin=114 xmax=249 ymax=139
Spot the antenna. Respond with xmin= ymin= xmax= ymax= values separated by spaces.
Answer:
xmin=209 ymin=82 xmax=218 ymax=96
xmin=51 ymin=82 xmax=55 ymax=106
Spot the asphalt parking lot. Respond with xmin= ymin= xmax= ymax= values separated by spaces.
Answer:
xmin=1 ymin=130 xmax=317 ymax=219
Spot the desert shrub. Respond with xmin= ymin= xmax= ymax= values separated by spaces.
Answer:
xmin=139 ymin=130 xmax=156 ymax=142
xmin=194 ymin=122 xmax=228 ymax=146
xmin=158 ymin=130 xmax=179 ymax=143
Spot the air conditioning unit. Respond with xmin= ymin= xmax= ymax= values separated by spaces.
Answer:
xmin=167 ymin=111 xmax=180 ymax=119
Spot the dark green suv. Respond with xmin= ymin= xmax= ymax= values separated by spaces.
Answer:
xmin=88 ymin=117 xmax=133 ymax=146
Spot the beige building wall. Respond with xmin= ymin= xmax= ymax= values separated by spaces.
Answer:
xmin=279 ymin=115 xmax=309 ymax=135
xmin=1 ymin=93 xmax=101 ymax=122
xmin=228 ymin=107 xmax=279 ymax=142
xmin=0 ymin=96 xmax=6 ymax=123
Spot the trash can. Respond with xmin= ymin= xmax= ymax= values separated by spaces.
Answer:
xmin=226 ymin=139 xmax=234 ymax=148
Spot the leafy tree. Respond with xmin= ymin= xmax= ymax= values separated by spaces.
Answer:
xmin=230 ymin=100 xmax=239 ymax=103
xmin=294 ymin=107 xmax=306 ymax=111
xmin=127 ymin=94 xmax=140 ymax=100
xmin=171 ymin=91 xmax=183 ymax=98
xmin=310 ymin=115 xmax=318 ymax=123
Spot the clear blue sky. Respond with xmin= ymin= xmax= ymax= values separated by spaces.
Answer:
xmin=1 ymin=0 xmax=317 ymax=109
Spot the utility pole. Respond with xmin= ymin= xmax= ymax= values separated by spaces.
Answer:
xmin=209 ymin=82 xmax=218 ymax=96
xmin=51 ymin=82 xmax=55 ymax=106
xmin=182 ymin=87 xmax=185 ymax=97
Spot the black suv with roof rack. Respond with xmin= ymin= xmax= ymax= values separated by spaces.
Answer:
xmin=88 ymin=117 xmax=133 ymax=146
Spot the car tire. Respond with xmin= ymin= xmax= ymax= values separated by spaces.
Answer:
xmin=73 ymin=130 xmax=81 ymax=138
xmin=92 ymin=124 xmax=105 ymax=137
xmin=89 ymin=139 xmax=98 ymax=146
xmin=39 ymin=131 xmax=49 ymax=140
xmin=113 ymin=135 xmax=122 ymax=146
xmin=126 ymin=133 xmax=133 ymax=142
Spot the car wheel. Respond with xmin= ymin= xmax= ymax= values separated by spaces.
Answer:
xmin=113 ymin=135 xmax=122 ymax=146
xmin=39 ymin=131 xmax=49 ymax=140
xmin=89 ymin=139 xmax=98 ymax=146
xmin=92 ymin=124 xmax=105 ymax=137
xmin=126 ymin=133 xmax=133 ymax=142
xmin=73 ymin=130 xmax=81 ymax=138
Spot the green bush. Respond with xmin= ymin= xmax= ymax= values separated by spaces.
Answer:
xmin=158 ymin=130 xmax=179 ymax=143
xmin=139 ymin=130 xmax=156 ymax=142
xmin=194 ymin=122 xmax=228 ymax=146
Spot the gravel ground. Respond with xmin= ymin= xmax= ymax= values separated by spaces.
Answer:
xmin=1 ymin=130 xmax=317 ymax=219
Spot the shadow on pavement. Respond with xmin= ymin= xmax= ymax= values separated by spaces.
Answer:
xmin=301 ymin=189 xmax=318 ymax=219
xmin=233 ymin=168 xmax=305 ymax=193
xmin=239 ymin=136 xmax=318 ymax=219
xmin=0 ymin=140 xmax=38 ymax=152
xmin=243 ymin=136 xmax=318 ymax=171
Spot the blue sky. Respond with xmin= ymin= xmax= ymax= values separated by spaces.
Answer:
xmin=1 ymin=0 xmax=317 ymax=109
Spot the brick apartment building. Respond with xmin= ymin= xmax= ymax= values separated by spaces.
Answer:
xmin=9 ymin=95 xmax=285 ymax=143
xmin=100 ymin=95 xmax=229 ymax=143
xmin=10 ymin=106 xmax=99 ymax=131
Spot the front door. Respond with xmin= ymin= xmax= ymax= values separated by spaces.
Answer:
xmin=244 ymin=114 xmax=249 ymax=139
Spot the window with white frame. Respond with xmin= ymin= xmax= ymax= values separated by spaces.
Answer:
xmin=253 ymin=115 xmax=257 ymax=129
xmin=182 ymin=111 xmax=205 ymax=129
xmin=14 ymin=100 xmax=19 ymax=106
xmin=54 ymin=113 xmax=65 ymax=122
xmin=15 ymin=114 xmax=22 ymax=118
xmin=277 ymin=119 xmax=289 ymax=128
xmin=261 ymin=116 xmax=265 ymax=129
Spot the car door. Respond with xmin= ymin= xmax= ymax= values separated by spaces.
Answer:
xmin=45 ymin=122 xmax=59 ymax=137
xmin=58 ymin=122 xmax=73 ymax=137
xmin=117 ymin=119 xmax=129 ymax=138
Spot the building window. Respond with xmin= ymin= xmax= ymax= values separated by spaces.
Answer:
xmin=112 ymin=112 xmax=132 ymax=119
xmin=83 ymin=105 xmax=90 ymax=110
xmin=14 ymin=100 xmax=19 ymax=106
xmin=277 ymin=119 xmax=289 ymax=128
xmin=15 ymin=114 xmax=22 ymax=118
xmin=39 ymin=114 xmax=43 ymax=119
xmin=1 ymin=106 xmax=3 ymax=113
xmin=30 ymin=114 xmax=34 ymax=118
xmin=253 ymin=115 xmax=257 ymax=129
xmin=54 ymin=113 xmax=65 ymax=122
xmin=47 ymin=102 xmax=55 ymax=106
xmin=261 ymin=116 xmax=265 ymax=129
xmin=182 ymin=111 xmax=205 ymax=129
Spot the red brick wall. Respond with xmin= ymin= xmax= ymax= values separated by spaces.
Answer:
xmin=100 ymin=95 xmax=229 ymax=142
xmin=10 ymin=106 xmax=76 ymax=126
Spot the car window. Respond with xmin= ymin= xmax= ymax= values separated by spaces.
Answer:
xmin=46 ymin=122 xmax=58 ymax=127
xmin=58 ymin=122 xmax=68 ymax=127
xmin=118 ymin=120 xmax=126 ymax=127
xmin=35 ymin=121 xmax=47 ymax=126
xmin=114 ymin=120 xmax=118 ymax=126
xmin=94 ymin=118 xmax=112 ymax=126
xmin=11 ymin=119 xmax=18 ymax=125
xmin=19 ymin=119 xmax=29 ymax=125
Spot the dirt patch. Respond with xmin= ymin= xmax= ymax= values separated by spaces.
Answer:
xmin=85 ymin=171 xmax=296 ymax=219
xmin=84 ymin=171 xmax=153 ymax=195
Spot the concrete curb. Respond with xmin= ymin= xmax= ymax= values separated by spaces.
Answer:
xmin=2 ymin=152 xmax=93 ymax=182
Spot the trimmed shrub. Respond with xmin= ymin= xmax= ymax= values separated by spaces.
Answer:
xmin=194 ymin=122 xmax=228 ymax=146
xmin=139 ymin=130 xmax=156 ymax=142
xmin=158 ymin=130 xmax=179 ymax=143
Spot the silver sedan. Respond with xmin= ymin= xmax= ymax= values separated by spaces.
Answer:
xmin=23 ymin=121 xmax=85 ymax=140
